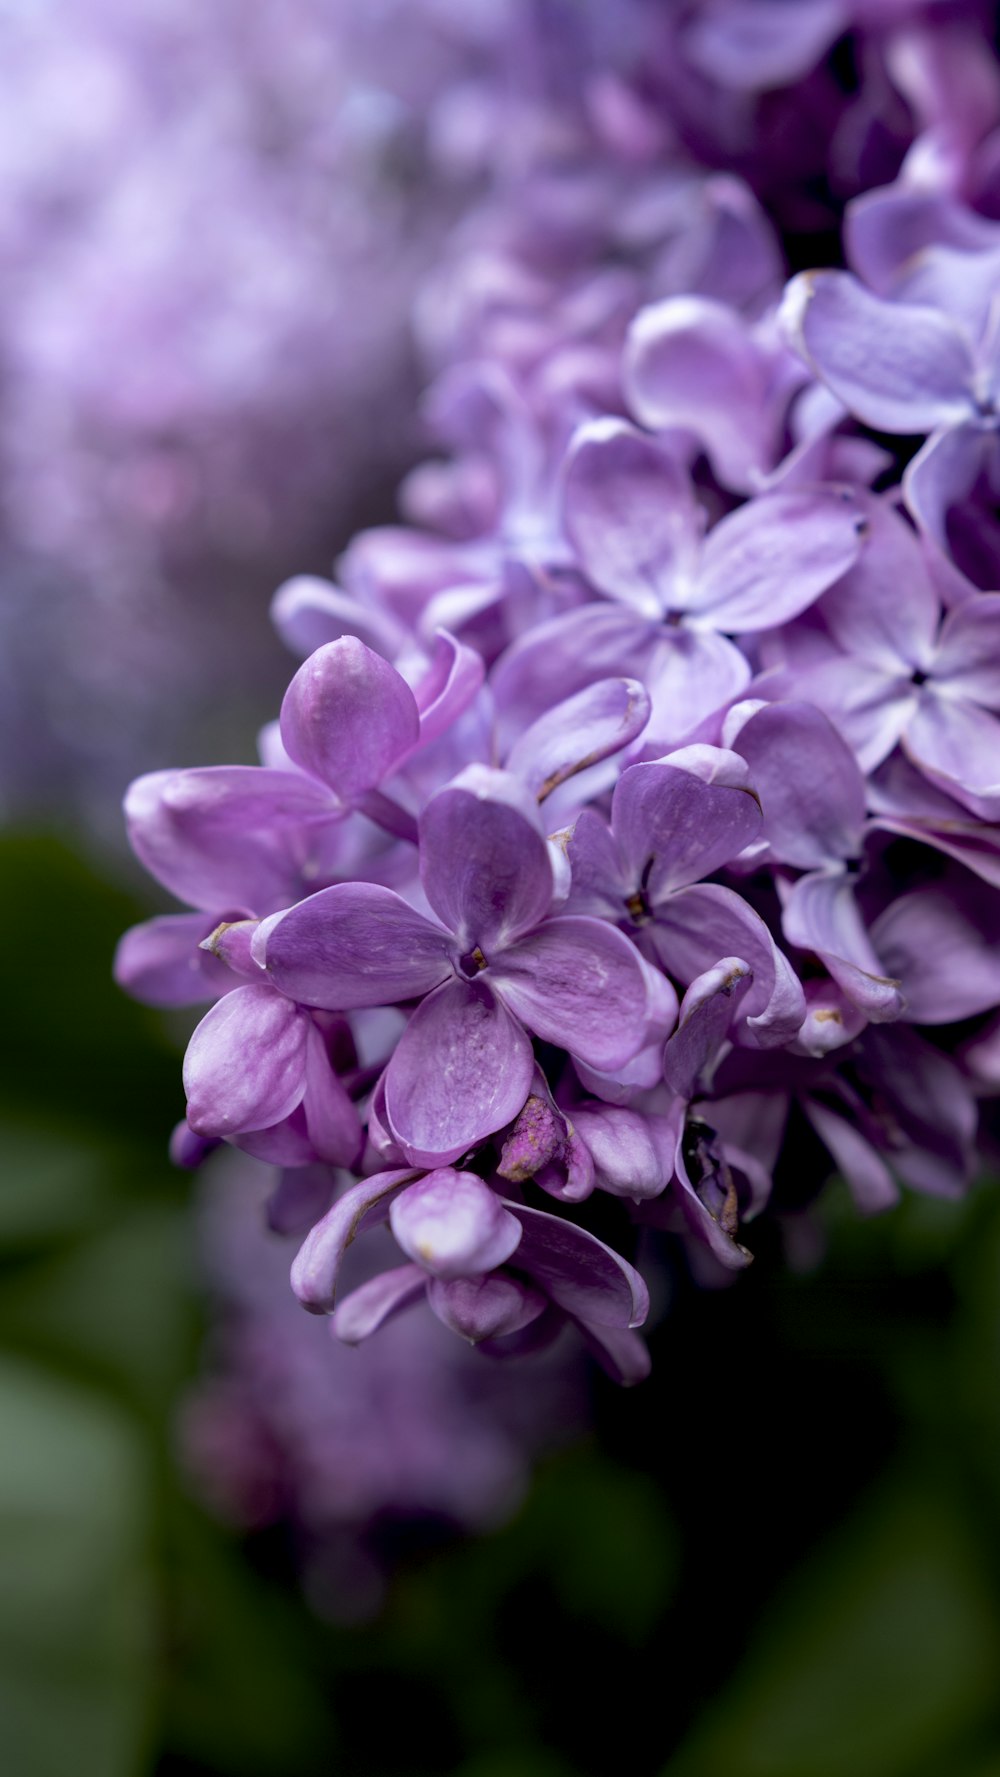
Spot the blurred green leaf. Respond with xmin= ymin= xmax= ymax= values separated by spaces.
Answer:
xmin=667 ymin=1468 xmax=1000 ymax=1777
xmin=0 ymin=1355 xmax=154 ymax=1777
xmin=0 ymin=1123 xmax=117 ymax=1251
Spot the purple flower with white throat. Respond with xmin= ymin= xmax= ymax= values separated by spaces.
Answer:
xmin=260 ymin=765 xmax=654 ymax=1163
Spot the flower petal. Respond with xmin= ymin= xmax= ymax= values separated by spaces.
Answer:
xmin=503 ymin=1200 xmax=649 ymax=1329
xmin=694 ymin=486 xmax=867 ymax=631
xmin=870 ymin=878 xmax=1000 ymax=1024
xmin=262 ymin=883 xmax=451 ymax=1010
xmin=389 ymin=1170 xmax=523 ymax=1280
xmin=663 ymin=959 xmax=753 ymax=1101
xmin=495 ymin=917 xmax=651 ymax=1071
xmin=507 ymin=678 xmax=651 ymax=802
xmin=612 ymin=749 xmax=762 ymax=896
xmin=279 ymin=636 xmax=420 ymax=800
xmin=426 ymin=1273 xmax=547 ymax=1343
xmin=727 ymin=702 xmax=866 ymax=868
xmin=781 ymin=870 xmax=904 ymax=1020
xmin=384 ymin=980 xmax=535 ymax=1164
xmin=290 ymin=1169 xmax=419 ymax=1312
xmin=182 ymin=984 xmax=309 ymax=1138
xmin=653 ymin=883 xmax=806 ymax=1045
xmin=113 ymin=912 xmax=232 ymax=1007
xmin=561 ymin=417 xmax=701 ymax=616
xmin=332 ymin=1265 xmax=428 ymax=1343
xmin=419 ymin=766 xmax=553 ymax=949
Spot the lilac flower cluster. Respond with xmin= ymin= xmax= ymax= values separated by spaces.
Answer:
xmin=118 ymin=1 xmax=1000 ymax=1383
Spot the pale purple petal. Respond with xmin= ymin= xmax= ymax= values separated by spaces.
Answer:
xmin=728 ymin=702 xmax=866 ymax=868
xmin=300 ymin=1024 xmax=364 ymax=1168
xmin=265 ymin=1166 xmax=337 ymax=1237
xmin=507 ymin=678 xmax=651 ymax=802
xmin=491 ymin=602 xmax=649 ymax=740
xmin=504 ymin=1200 xmax=649 ymax=1329
xmin=389 ymin=1170 xmax=523 ymax=1280
xmin=182 ymin=984 xmax=309 ymax=1138
xmin=261 ymin=884 xmax=451 ymax=1011
xmin=803 ymin=1099 xmax=901 ymax=1214
xmin=419 ymin=767 xmax=553 ymax=949
xmin=113 ymin=912 xmax=232 ymax=1007
xmin=384 ymin=980 xmax=535 ymax=1165
xmin=425 ymin=1273 xmax=548 ymax=1343
xmin=270 ymin=575 xmax=403 ymax=661
xmin=818 ymin=497 xmax=939 ymax=673
xmin=905 ymin=695 xmax=1000 ymax=818
xmin=781 ymin=870 xmax=904 ymax=1021
xmin=123 ymin=766 xmax=334 ymax=914
xmin=571 ymin=1105 xmax=669 ymax=1201
xmin=933 ymin=595 xmax=1000 ymax=705
xmin=612 ymin=750 xmax=762 ymax=896
xmin=495 ymin=917 xmax=650 ymax=1071
xmin=279 ymin=637 xmax=420 ymax=800
xmin=781 ymin=272 xmax=975 ymax=433
xmin=693 ymin=487 xmax=866 ymax=631
xmin=653 ymin=883 xmax=806 ymax=1046
xmin=565 ymin=809 xmax=630 ymax=920
xmin=411 ymin=629 xmax=486 ymax=747
xmin=331 ymin=1264 xmax=427 ymax=1343
xmin=903 ymin=423 xmax=993 ymax=556
xmin=682 ymin=0 xmax=844 ymax=89
xmin=625 ymin=296 xmax=788 ymax=490
xmin=870 ymin=881 xmax=1000 ymax=1023
xmin=561 ymin=417 xmax=701 ymax=617
xmin=291 ymin=1170 xmax=419 ymax=1313
xmin=775 ymin=656 xmax=916 ymax=774
xmin=642 ymin=629 xmax=752 ymax=748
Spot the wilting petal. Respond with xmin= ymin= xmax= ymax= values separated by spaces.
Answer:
xmin=332 ymin=1265 xmax=427 ymax=1343
xmin=613 ymin=750 xmax=762 ymax=898
xmin=781 ymin=272 xmax=974 ymax=432
xmin=183 ymin=984 xmax=309 ymax=1137
xmin=279 ymin=637 xmax=420 ymax=800
xmin=781 ymin=870 xmax=903 ymax=1020
xmin=426 ymin=1273 xmax=547 ymax=1343
xmin=561 ymin=417 xmax=701 ymax=616
xmin=693 ymin=487 xmax=866 ymax=632
xmin=419 ymin=767 xmax=553 ymax=949
xmin=261 ymin=883 xmax=451 ymax=1010
xmin=113 ymin=912 xmax=232 ymax=1007
xmin=933 ymin=595 xmax=1000 ymax=705
xmin=124 ymin=766 xmax=335 ymax=914
xmin=663 ymin=959 xmax=753 ymax=1100
xmin=508 ymin=678 xmax=651 ymax=802
xmin=727 ymin=702 xmax=865 ymax=868
xmin=411 ymin=629 xmax=486 ymax=747
xmin=625 ymin=296 xmax=789 ymax=490
xmin=290 ymin=1169 xmax=419 ymax=1312
xmin=389 ymin=1170 xmax=523 ymax=1280
xmin=572 ymin=1105 xmax=669 ymax=1201
xmin=871 ymin=880 xmax=1000 ymax=1023
xmin=654 ymin=883 xmax=805 ymax=1045
xmin=270 ymin=574 xmax=403 ymax=660
xmin=384 ymin=980 xmax=535 ymax=1164
xmin=667 ymin=1107 xmax=754 ymax=1269
xmin=504 ymin=1201 xmax=649 ymax=1329
xmin=496 ymin=917 xmax=650 ymax=1071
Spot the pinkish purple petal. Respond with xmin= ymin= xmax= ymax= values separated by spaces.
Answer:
xmin=426 ymin=1273 xmax=548 ymax=1343
xmin=781 ymin=870 xmax=904 ymax=1021
xmin=183 ymin=984 xmax=309 ymax=1138
xmin=663 ymin=959 xmax=753 ymax=1101
xmin=290 ymin=1169 xmax=419 ymax=1313
xmin=728 ymin=702 xmax=866 ymax=868
xmin=653 ymin=883 xmax=806 ymax=1046
xmin=411 ymin=629 xmax=486 ymax=747
xmin=694 ymin=487 xmax=866 ymax=631
xmin=612 ymin=750 xmax=762 ymax=896
xmin=870 ymin=880 xmax=1000 ymax=1024
xmin=113 ymin=912 xmax=232 ymax=1007
xmin=507 ymin=678 xmax=651 ymax=802
xmin=331 ymin=1264 xmax=427 ymax=1343
xmin=504 ymin=1200 xmax=649 ymax=1330
xmin=419 ymin=767 xmax=553 ymax=950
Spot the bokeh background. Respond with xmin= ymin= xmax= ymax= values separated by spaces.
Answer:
xmin=5 ymin=4 xmax=1000 ymax=1775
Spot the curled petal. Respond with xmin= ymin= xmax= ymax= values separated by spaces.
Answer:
xmin=331 ymin=1265 xmax=427 ymax=1343
xmin=426 ymin=1273 xmax=547 ymax=1343
xmin=183 ymin=984 xmax=309 ymax=1138
xmin=279 ymin=637 xmax=420 ymax=800
xmin=780 ymin=272 xmax=974 ymax=433
xmin=504 ymin=1201 xmax=649 ymax=1330
xmin=654 ymin=883 xmax=806 ymax=1046
xmin=572 ymin=1105 xmax=669 ymax=1201
xmin=300 ymin=1024 xmax=364 ymax=1168
xmin=384 ymin=980 xmax=535 ymax=1165
xmin=781 ymin=870 xmax=903 ymax=1020
xmin=508 ymin=678 xmax=651 ymax=802
xmin=114 ymin=912 xmax=232 ymax=1007
xmin=389 ymin=1170 xmax=523 ymax=1280
xmin=270 ymin=575 xmax=403 ymax=660
xmin=803 ymin=1098 xmax=901 ymax=1215
xmin=577 ymin=1323 xmax=652 ymax=1387
xmin=290 ymin=1169 xmax=419 ymax=1312
xmin=265 ymin=1166 xmax=337 ymax=1237
xmin=663 ymin=959 xmax=753 ymax=1101
xmin=411 ymin=630 xmax=486 ymax=746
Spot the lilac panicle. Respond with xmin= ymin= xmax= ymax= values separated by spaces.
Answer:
xmin=118 ymin=0 xmax=1000 ymax=1387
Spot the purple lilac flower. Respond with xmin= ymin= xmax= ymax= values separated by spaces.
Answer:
xmin=118 ymin=1 xmax=1000 ymax=1381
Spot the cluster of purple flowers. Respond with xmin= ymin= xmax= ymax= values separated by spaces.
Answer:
xmin=118 ymin=0 xmax=1000 ymax=1384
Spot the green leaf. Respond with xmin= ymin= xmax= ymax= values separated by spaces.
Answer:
xmin=0 ymin=1356 xmax=154 ymax=1777
xmin=668 ymin=1468 xmax=1000 ymax=1777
